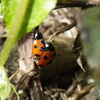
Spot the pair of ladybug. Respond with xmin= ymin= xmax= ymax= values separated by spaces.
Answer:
xmin=32 ymin=29 xmax=56 ymax=67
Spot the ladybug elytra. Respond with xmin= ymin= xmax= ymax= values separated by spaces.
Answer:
xmin=36 ymin=42 xmax=56 ymax=67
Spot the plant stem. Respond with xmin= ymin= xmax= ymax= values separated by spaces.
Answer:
xmin=0 ymin=0 xmax=32 ymax=66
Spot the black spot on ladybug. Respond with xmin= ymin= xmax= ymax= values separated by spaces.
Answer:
xmin=43 ymin=56 xmax=48 ymax=60
xmin=48 ymin=60 xmax=53 ymax=65
xmin=34 ymin=45 xmax=37 ymax=48
xmin=35 ymin=54 xmax=40 ymax=57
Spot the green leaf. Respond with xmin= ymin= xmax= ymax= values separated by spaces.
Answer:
xmin=0 ymin=66 xmax=12 ymax=100
xmin=2 ymin=0 xmax=57 ymax=37
xmin=0 ymin=66 xmax=20 ymax=100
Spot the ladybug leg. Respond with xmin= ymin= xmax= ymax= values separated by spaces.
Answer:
xmin=38 ymin=65 xmax=44 ymax=68
xmin=34 ymin=57 xmax=41 ymax=63
xmin=38 ymin=47 xmax=46 ymax=52
xmin=32 ymin=55 xmax=41 ymax=59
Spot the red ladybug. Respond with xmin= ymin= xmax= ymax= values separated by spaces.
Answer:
xmin=36 ymin=42 xmax=56 ymax=67
xmin=32 ymin=30 xmax=45 ymax=59
xmin=32 ymin=28 xmax=56 ymax=67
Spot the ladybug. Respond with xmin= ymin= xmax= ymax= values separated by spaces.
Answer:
xmin=36 ymin=42 xmax=56 ymax=67
xmin=32 ymin=30 xmax=45 ymax=59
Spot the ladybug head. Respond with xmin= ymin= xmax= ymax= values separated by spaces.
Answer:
xmin=34 ymin=30 xmax=43 ymax=40
xmin=45 ymin=42 xmax=55 ymax=52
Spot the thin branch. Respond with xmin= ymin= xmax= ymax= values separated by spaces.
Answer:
xmin=48 ymin=22 xmax=76 ymax=42
xmin=71 ymin=84 xmax=95 ymax=100
xmin=56 ymin=0 xmax=100 ymax=8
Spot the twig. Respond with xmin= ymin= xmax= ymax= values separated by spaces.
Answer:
xmin=56 ymin=0 xmax=100 ymax=8
xmin=77 ymin=51 xmax=86 ymax=72
xmin=9 ymin=69 xmax=20 ymax=81
xmin=71 ymin=84 xmax=95 ymax=100
xmin=45 ymin=87 xmax=57 ymax=100
xmin=72 ymin=46 xmax=82 ymax=52
xmin=48 ymin=22 xmax=76 ymax=42
xmin=49 ymin=88 xmax=66 ymax=93
xmin=29 ymin=77 xmax=45 ymax=100
xmin=8 ymin=70 xmax=36 ymax=100
xmin=66 ymin=78 xmax=82 ymax=96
